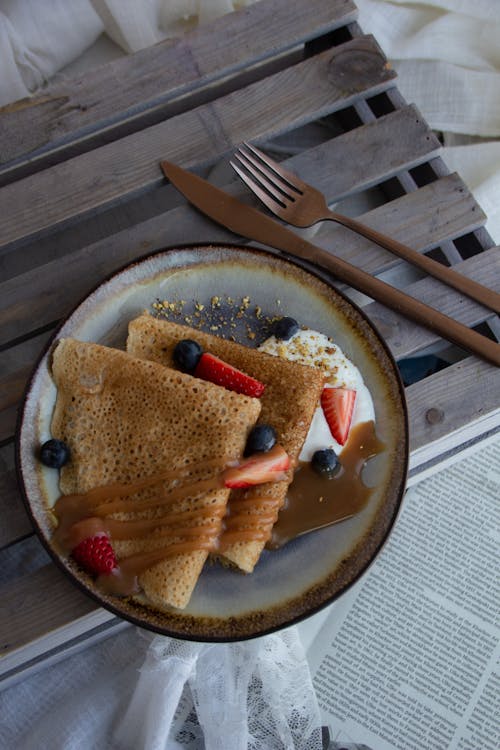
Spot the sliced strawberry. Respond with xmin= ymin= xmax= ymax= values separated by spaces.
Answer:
xmin=194 ymin=352 xmax=265 ymax=397
xmin=320 ymin=387 xmax=356 ymax=446
xmin=72 ymin=533 xmax=117 ymax=576
xmin=223 ymin=445 xmax=290 ymax=488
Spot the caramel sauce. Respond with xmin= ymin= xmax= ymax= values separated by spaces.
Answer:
xmin=53 ymin=422 xmax=383 ymax=596
xmin=267 ymin=420 xmax=384 ymax=549
xmin=53 ymin=455 xmax=288 ymax=595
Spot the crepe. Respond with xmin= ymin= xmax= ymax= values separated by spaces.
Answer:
xmin=126 ymin=314 xmax=325 ymax=572
xmin=50 ymin=338 xmax=261 ymax=609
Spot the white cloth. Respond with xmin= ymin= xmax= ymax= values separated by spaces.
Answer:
xmin=0 ymin=0 xmax=103 ymax=105
xmin=356 ymin=0 xmax=500 ymax=241
xmin=115 ymin=628 xmax=323 ymax=750
xmin=0 ymin=0 xmax=258 ymax=105
xmin=0 ymin=626 xmax=323 ymax=750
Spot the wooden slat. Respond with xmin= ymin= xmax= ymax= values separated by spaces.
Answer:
xmin=0 ymin=103 xmax=442 ymax=316
xmin=0 ymin=0 xmax=357 ymax=177
xmin=407 ymin=357 xmax=500 ymax=473
xmin=0 ymin=331 xmax=53 ymax=442
xmin=275 ymin=104 xmax=441 ymax=203
xmin=0 ymin=443 xmax=33 ymax=548
xmin=303 ymin=173 xmax=486 ymax=269
xmin=0 ymin=36 xmax=396 ymax=253
xmin=0 ymin=563 xmax=113 ymax=677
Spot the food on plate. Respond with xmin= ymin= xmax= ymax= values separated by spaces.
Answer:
xmin=244 ymin=424 xmax=277 ymax=456
xmin=126 ymin=313 xmax=325 ymax=573
xmin=320 ymin=386 xmax=356 ymax=446
xmin=194 ymin=352 xmax=266 ymax=397
xmin=48 ymin=337 xmax=262 ymax=609
xmin=272 ymin=316 xmax=300 ymax=341
xmin=172 ymin=338 xmax=203 ymax=372
xmin=258 ymin=326 xmax=376 ymax=459
xmin=258 ymin=325 xmax=384 ymax=547
xmin=39 ymin=438 xmax=71 ymax=468
xmin=43 ymin=308 xmax=385 ymax=614
xmin=310 ymin=448 xmax=340 ymax=478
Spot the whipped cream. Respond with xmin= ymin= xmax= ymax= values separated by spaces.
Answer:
xmin=259 ymin=328 xmax=375 ymax=459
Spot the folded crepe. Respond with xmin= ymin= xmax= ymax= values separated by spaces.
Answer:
xmin=126 ymin=314 xmax=325 ymax=572
xmin=50 ymin=338 xmax=261 ymax=609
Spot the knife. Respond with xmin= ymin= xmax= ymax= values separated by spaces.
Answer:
xmin=161 ymin=161 xmax=500 ymax=368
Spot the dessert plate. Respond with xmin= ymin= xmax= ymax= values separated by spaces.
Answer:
xmin=17 ymin=243 xmax=408 ymax=641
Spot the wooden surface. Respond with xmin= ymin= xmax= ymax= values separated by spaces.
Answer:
xmin=0 ymin=0 xmax=498 ymax=689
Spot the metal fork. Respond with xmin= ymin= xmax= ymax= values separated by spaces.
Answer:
xmin=231 ymin=142 xmax=500 ymax=314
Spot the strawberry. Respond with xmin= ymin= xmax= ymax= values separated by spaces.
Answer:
xmin=194 ymin=352 xmax=265 ymax=397
xmin=320 ymin=387 xmax=356 ymax=446
xmin=72 ymin=533 xmax=117 ymax=576
xmin=223 ymin=445 xmax=290 ymax=488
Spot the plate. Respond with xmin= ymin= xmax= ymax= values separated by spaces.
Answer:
xmin=16 ymin=243 xmax=408 ymax=641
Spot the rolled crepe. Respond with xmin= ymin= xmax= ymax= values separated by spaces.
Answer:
xmin=126 ymin=315 xmax=324 ymax=572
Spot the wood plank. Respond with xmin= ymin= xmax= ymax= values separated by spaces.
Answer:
xmin=0 ymin=36 xmax=396 ymax=253
xmin=276 ymin=104 xmax=441 ymax=203
xmin=0 ymin=331 xmax=53 ymax=442
xmin=407 ymin=357 xmax=500 ymax=474
xmin=0 ymin=0 xmax=358 ymax=177
xmin=0 ymin=563 xmax=112 ymax=676
xmin=0 ymin=172 xmax=486 ymax=349
xmin=0 ymin=103 xmax=441 ymax=281
xmin=0 ymin=443 xmax=33 ymax=548
xmin=0 ymin=617 xmax=127 ymax=691
xmin=284 ymin=172 xmax=486 ymax=273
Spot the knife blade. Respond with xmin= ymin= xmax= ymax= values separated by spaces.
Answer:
xmin=161 ymin=161 xmax=500 ymax=367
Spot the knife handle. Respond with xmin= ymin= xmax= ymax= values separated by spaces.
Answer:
xmin=298 ymin=238 xmax=500 ymax=367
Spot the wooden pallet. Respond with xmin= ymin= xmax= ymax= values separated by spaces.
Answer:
xmin=1 ymin=0 xmax=499 ymax=689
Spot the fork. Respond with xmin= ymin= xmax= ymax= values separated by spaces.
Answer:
xmin=231 ymin=142 xmax=500 ymax=314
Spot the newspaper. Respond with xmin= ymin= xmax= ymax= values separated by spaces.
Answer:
xmin=303 ymin=436 xmax=500 ymax=750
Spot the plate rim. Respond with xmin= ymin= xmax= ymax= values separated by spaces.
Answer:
xmin=15 ymin=241 xmax=409 ymax=641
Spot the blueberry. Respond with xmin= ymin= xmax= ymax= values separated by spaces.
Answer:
xmin=173 ymin=339 xmax=203 ymax=372
xmin=311 ymin=448 xmax=339 ymax=478
xmin=39 ymin=439 xmax=70 ymax=469
xmin=244 ymin=424 xmax=277 ymax=456
xmin=273 ymin=316 xmax=299 ymax=341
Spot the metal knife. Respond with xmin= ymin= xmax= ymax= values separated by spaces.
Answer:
xmin=160 ymin=160 xmax=500 ymax=367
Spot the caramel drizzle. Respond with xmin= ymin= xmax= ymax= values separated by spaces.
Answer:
xmin=55 ymin=422 xmax=383 ymax=596
xmin=54 ymin=455 xmax=287 ymax=595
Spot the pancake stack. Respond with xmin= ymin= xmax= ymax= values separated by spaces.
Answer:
xmin=50 ymin=338 xmax=261 ymax=609
xmin=126 ymin=314 xmax=325 ymax=573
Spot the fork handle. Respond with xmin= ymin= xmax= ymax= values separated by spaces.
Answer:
xmin=327 ymin=211 xmax=500 ymax=314
xmin=296 ymin=237 xmax=500 ymax=367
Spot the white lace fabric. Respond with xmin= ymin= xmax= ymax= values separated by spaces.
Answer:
xmin=115 ymin=628 xmax=323 ymax=750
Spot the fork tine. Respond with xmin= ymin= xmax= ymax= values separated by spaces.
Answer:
xmin=242 ymin=141 xmax=306 ymax=194
xmin=237 ymin=144 xmax=300 ymax=200
xmin=230 ymin=159 xmax=287 ymax=211
xmin=233 ymin=150 xmax=294 ymax=204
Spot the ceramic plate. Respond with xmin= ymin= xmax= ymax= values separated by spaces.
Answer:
xmin=17 ymin=243 xmax=408 ymax=641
